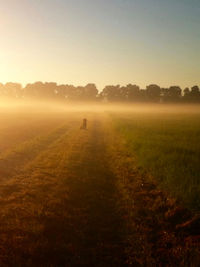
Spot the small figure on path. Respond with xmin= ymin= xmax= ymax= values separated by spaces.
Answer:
xmin=80 ymin=118 xmax=87 ymax=130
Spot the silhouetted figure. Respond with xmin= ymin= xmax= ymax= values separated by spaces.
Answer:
xmin=80 ymin=118 xmax=87 ymax=130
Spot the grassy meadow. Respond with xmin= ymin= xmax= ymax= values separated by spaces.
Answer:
xmin=111 ymin=108 xmax=200 ymax=210
xmin=0 ymin=104 xmax=199 ymax=265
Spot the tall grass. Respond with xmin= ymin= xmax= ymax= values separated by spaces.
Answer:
xmin=112 ymin=112 xmax=200 ymax=210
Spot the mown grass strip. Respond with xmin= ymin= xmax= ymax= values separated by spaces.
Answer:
xmin=0 ymin=124 xmax=70 ymax=179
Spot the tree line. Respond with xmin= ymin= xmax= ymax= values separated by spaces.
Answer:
xmin=0 ymin=82 xmax=200 ymax=103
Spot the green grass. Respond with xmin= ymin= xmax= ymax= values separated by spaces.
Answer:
xmin=111 ymin=112 xmax=200 ymax=210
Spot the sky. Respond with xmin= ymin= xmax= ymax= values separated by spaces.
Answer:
xmin=0 ymin=0 xmax=200 ymax=90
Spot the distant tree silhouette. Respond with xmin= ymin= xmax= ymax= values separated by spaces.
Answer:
xmin=183 ymin=87 xmax=190 ymax=97
xmin=24 ymin=82 xmax=44 ymax=98
xmin=64 ymin=85 xmax=76 ymax=100
xmin=126 ymin=84 xmax=140 ymax=101
xmin=168 ymin=86 xmax=182 ymax=102
xmin=24 ymin=82 xmax=57 ymax=99
xmin=191 ymin=86 xmax=200 ymax=96
xmin=118 ymin=86 xmax=128 ymax=101
xmin=44 ymin=82 xmax=57 ymax=99
xmin=183 ymin=86 xmax=200 ymax=103
xmin=0 ymin=83 xmax=5 ymax=96
xmin=100 ymin=85 xmax=121 ymax=102
xmin=146 ymin=84 xmax=161 ymax=102
xmin=0 ymin=81 xmax=200 ymax=104
xmin=101 ymin=84 xmax=142 ymax=102
xmin=84 ymin=84 xmax=98 ymax=100
xmin=55 ymin=84 xmax=67 ymax=100
xmin=4 ymin=83 xmax=22 ymax=98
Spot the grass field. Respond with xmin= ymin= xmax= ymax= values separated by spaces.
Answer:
xmin=111 ymin=109 xmax=200 ymax=211
xmin=0 ymin=104 xmax=199 ymax=266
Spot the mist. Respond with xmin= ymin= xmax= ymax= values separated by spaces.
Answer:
xmin=1 ymin=97 xmax=200 ymax=116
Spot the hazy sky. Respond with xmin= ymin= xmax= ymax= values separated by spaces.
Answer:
xmin=0 ymin=0 xmax=200 ymax=89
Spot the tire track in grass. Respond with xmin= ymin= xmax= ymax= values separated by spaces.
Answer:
xmin=0 ymin=114 xmax=68 ymax=153
xmin=45 ymin=118 xmax=126 ymax=266
xmin=0 ymin=115 xmax=127 ymax=266
xmin=0 ymin=122 xmax=82 ymax=266
xmin=2 ymin=113 xmax=198 ymax=266
xmin=0 ymin=123 xmax=71 ymax=181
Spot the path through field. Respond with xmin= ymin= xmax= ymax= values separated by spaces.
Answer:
xmin=0 ymin=113 xmax=198 ymax=266
xmin=0 ymin=114 xmax=127 ymax=266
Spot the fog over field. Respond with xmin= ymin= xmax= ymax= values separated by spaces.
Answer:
xmin=1 ymin=97 xmax=200 ymax=114
xmin=0 ymin=99 xmax=199 ymax=265
xmin=1 ymin=0 xmax=200 ymax=264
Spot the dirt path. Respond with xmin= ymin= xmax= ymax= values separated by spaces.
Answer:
xmin=0 ymin=114 xmax=199 ymax=266
xmin=52 ymin=118 xmax=126 ymax=266
xmin=0 ymin=115 xmax=127 ymax=266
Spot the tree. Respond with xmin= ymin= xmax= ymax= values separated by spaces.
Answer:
xmin=76 ymin=86 xmax=85 ymax=100
xmin=44 ymin=82 xmax=57 ymax=98
xmin=125 ymin=84 xmax=140 ymax=101
xmin=84 ymin=84 xmax=98 ymax=100
xmin=55 ymin=84 xmax=67 ymax=100
xmin=24 ymin=82 xmax=57 ymax=99
xmin=146 ymin=84 xmax=161 ymax=102
xmin=191 ymin=86 xmax=200 ymax=96
xmin=168 ymin=86 xmax=182 ymax=101
xmin=183 ymin=87 xmax=190 ymax=97
xmin=0 ymin=83 xmax=5 ymax=96
xmin=100 ymin=85 xmax=121 ymax=102
xmin=24 ymin=82 xmax=42 ymax=98
xmin=189 ymin=86 xmax=200 ymax=102
xmin=4 ymin=83 xmax=22 ymax=98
